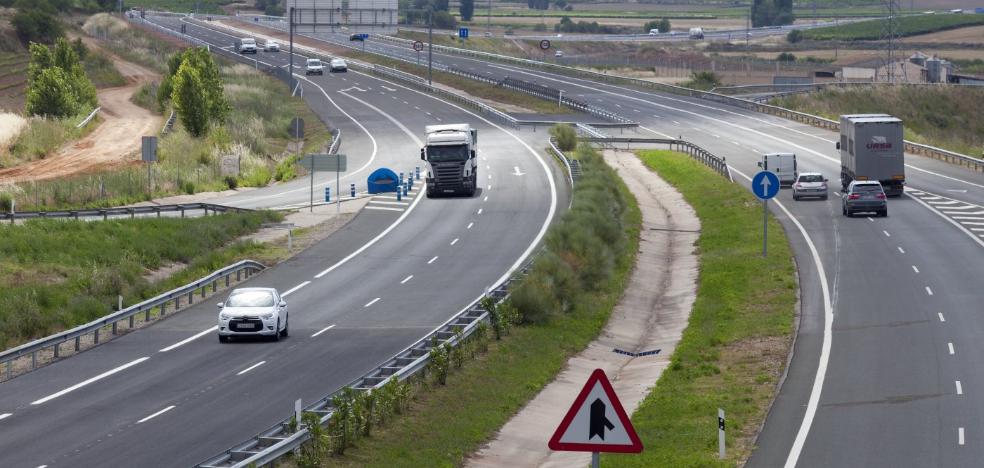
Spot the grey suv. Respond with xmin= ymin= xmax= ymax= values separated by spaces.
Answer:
xmin=842 ymin=181 xmax=887 ymax=217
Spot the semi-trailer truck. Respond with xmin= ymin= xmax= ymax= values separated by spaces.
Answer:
xmin=836 ymin=114 xmax=905 ymax=197
xmin=421 ymin=124 xmax=478 ymax=197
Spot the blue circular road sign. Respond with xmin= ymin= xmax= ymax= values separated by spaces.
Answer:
xmin=752 ymin=170 xmax=781 ymax=200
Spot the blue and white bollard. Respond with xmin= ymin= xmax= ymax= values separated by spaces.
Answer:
xmin=407 ymin=171 xmax=413 ymax=189
xmin=399 ymin=172 xmax=404 ymax=185
xmin=324 ymin=186 xmax=330 ymax=202
xmin=396 ymin=186 xmax=402 ymax=201
xmin=415 ymin=166 xmax=420 ymax=180
xmin=350 ymin=183 xmax=356 ymax=198
xmin=403 ymin=181 xmax=409 ymax=196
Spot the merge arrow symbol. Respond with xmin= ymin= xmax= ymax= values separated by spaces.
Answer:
xmin=512 ymin=166 xmax=525 ymax=176
xmin=589 ymin=399 xmax=615 ymax=441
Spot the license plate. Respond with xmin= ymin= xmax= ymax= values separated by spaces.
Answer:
xmin=237 ymin=323 xmax=255 ymax=329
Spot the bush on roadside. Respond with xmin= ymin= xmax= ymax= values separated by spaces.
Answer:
xmin=777 ymin=52 xmax=796 ymax=62
xmin=26 ymin=39 xmax=98 ymax=118
xmin=787 ymin=29 xmax=803 ymax=43
xmin=12 ymin=8 xmax=64 ymax=44
xmin=682 ymin=70 xmax=722 ymax=91
xmin=549 ymin=123 xmax=577 ymax=151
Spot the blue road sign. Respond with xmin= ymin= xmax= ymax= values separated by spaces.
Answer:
xmin=752 ymin=171 xmax=780 ymax=200
xmin=360 ymin=33 xmax=370 ymax=40
xmin=459 ymin=27 xmax=469 ymax=38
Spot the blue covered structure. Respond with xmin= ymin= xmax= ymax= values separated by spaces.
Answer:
xmin=367 ymin=168 xmax=400 ymax=194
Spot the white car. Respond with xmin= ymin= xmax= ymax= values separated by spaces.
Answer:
xmin=263 ymin=40 xmax=280 ymax=52
xmin=554 ymin=50 xmax=563 ymax=58
xmin=217 ymin=288 xmax=288 ymax=342
xmin=305 ymin=58 xmax=324 ymax=75
xmin=238 ymin=38 xmax=257 ymax=54
xmin=329 ymin=58 xmax=348 ymax=72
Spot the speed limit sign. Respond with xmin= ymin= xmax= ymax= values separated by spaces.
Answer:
xmin=413 ymin=40 xmax=424 ymax=52
xmin=539 ymin=39 xmax=551 ymax=50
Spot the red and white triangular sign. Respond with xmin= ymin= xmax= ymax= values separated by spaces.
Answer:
xmin=548 ymin=368 xmax=643 ymax=453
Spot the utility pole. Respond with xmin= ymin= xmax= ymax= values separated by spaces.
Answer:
xmin=428 ymin=8 xmax=434 ymax=85
xmin=289 ymin=7 xmax=295 ymax=92
xmin=487 ymin=0 xmax=492 ymax=34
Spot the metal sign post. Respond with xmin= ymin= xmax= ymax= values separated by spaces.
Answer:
xmin=751 ymin=170 xmax=780 ymax=257
xmin=141 ymin=136 xmax=158 ymax=195
xmin=298 ymin=154 xmax=348 ymax=212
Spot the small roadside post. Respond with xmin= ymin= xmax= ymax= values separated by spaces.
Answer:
xmin=718 ymin=408 xmax=726 ymax=459
xmin=289 ymin=117 xmax=306 ymax=209
xmin=141 ymin=136 xmax=158 ymax=195
xmin=548 ymin=368 xmax=643 ymax=467
xmin=262 ymin=222 xmax=296 ymax=251
xmin=752 ymin=170 xmax=780 ymax=257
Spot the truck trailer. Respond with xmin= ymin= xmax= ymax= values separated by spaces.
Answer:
xmin=837 ymin=114 xmax=905 ymax=197
xmin=421 ymin=124 xmax=478 ymax=197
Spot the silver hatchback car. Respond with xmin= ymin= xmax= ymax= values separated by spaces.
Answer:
xmin=842 ymin=181 xmax=887 ymax=217
xmin=792 ymin=172 xmax=828 ymax=200
xmin=217 ymin=288 xmax=289 ymax=342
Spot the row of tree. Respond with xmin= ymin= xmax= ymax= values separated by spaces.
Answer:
xmin=25 ymin=39 xmax=97 ymax=118
xmin=643 ymin=18 xmax=672 ymax=34
xmin=157 ymin=49 xmax=230 ymax=138
xmin=752 ymin=0 xmax=795 ymax=28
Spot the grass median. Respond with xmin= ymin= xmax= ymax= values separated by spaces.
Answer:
xmin=615 ymin=150 xmax=796 ymax=466
xmin=296 ymin=143 xmax=641 ymax=467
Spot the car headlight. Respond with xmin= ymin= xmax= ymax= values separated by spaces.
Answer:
xmin=220 ymin=313 xmax=231 ymax=320
xmin=261 ymin=313 xmax=274 ymax=320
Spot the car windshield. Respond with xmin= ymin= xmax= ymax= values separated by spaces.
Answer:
xmin=242 ymin=39 xmax=254 ymax=44
xmin=226 ymin=291 xmax=275 ymax=307
xmin=307 ymin=59 xmax=321 ymax=66
xmin=799 ymin=174 xmax=824 ymax=183
xmin=854 ymin=184 xmax=882 ymax=193
xmin=427 ymin=144 xmax=469 ymax=162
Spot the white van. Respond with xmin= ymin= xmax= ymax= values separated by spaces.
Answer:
xmin=758 ymin=152 xmax=798 ymax=186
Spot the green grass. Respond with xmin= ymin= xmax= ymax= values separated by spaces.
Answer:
xmin=802 ymin=14 xmax=984 ymax=41
xmin=342 ymin=50 xmax=572 ymax=114
xmin=0 ymin=211 xmax=282 ymax=349
xmin=0 ymin=113 xmax=92 ymax=168
xmin=620 ymin=150 xmax=796 ymax=466
xmin=312 ymin=143 xmax=642 ymax=467
xmin=83 ymin=50 xmax=126 ymax=88
xmin=122 ymin=0 xmax=234 ymax=14
xmin=772 ymin=86 xmax=984 ymax=157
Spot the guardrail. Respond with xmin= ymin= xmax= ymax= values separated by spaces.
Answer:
xmin=0 ymin=202 xmax=250 ymax=222
xmin=161 ymin=109 xmax=177 ymax=135
xmin=197 ymin=256 xmax=534 ymax=467
xmin=328 ymin=128 xmax=341 ymax=155
xmin=548 ymin=137 xmax=577 ymax=189
xmin=581 ymin=135 xmax=733 ymax=182
xmin=76 ymin=107 xmax=101 ymax=128
xmin=1 ymin=259 xmax=266 ymax=382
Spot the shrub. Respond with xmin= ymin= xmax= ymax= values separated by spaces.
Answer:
xmin=777 ymin=52 xmax=796 ymax=62
xmin=787 ymin=29 xmax=803 ymax=43
xmin=223 ymin=176 xmax=238 ymax=190
xmin=12 ymin=9 xmax=64 ymax=44
xmin=549 ymin=123 xmax=577 ymax=151
xmin=182 ymin=180 xmax=196 ymax=194
xmin=533 ymin=23 xmax=547 ymax=32
xmin=683 ymin=70 xmax=722 ymax=91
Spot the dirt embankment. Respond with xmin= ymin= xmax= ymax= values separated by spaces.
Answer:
xmin=0 ymin=36 xmax=162 ymax=184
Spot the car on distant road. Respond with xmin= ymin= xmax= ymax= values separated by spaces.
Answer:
xmin=842 ymin=180 xmax=887 ymax=217
xmin=305 ymin=58 xmax=324 ymax=75
xmin=263 ymin=40 xmax=280 ymax=52
xmin=792 ymin=172 xmax=828 ymax=200
xmin=329 ymin=58 xmax=348 ymax=72
xmin=237 ymin=37 xmax=257 ymax=54
xmin=217 ymin=288 xmax=288 ymax=342
xmin=350 ymin=33 xmax=365 ymax=41
xmin=554 ymin=50 xmax=563 ymax=58
xmin=484 ymin=31 xmax=493 ymax=37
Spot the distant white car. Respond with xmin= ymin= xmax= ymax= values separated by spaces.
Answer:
xmin=217 ymin=288 xmax=289 ymax=342
xmin=554 ymin=50 xmax=563 ymax=58
xmin=263 ymin=40 xmax=280 ymax=52
xmin=305 ymin=58 xmax=324 ymax=75
xmin=238 ymin=38 xmax=257 ymax=54
xmin=329 ymin=58 xmax=348 ymax=72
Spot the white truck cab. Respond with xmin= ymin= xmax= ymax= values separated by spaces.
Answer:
xmin=758 ymin=152 xmax=798 ymax=186
xmin=421 ymin=124 xmax=478 ymax=197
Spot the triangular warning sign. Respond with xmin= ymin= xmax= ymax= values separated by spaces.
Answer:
xmin=548 ymin=368 xmax=643 ymax=453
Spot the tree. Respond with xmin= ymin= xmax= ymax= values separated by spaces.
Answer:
xmin=52 ymin=38 xmax=97 ymax=111
xmin=643 ymin=18 xmax=671 ymax=33
xmin=432 ymin=10 xmax=457 ymax=29
xmin=26 ymin=68 xmax=75 ymax=117
xmin=787 ymin=29 xmax=803 ymax=43
xmin=171 ymin=63 xmax=210 ymax=137
xmin=24 ymin=39 xmax=96 ymax=117
xmin=752 ymin=0 xmax=794 ymax=27
xmin=777 ymin=52 xmax=796 ymax=62
xmin=459 ymin=0 xmax=474 ymax=22
xmin=433 ymin=0 xmax=449 ymax=12
xmin=11 ymin=9 xmax=64 ymax=44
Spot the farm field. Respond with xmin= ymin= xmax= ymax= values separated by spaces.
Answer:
xmin=802 ymin=13 xmax=984 ymax=40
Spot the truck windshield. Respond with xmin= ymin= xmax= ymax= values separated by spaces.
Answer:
xmin=427 ymin=144 xmax=469 ymax=162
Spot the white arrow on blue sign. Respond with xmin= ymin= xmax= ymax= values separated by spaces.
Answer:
xmin=752 ymin=171 xmax=780 ymax=200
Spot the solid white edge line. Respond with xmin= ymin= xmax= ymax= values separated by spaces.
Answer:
xmin=956 ymin=380 xmax=963 ymax=395
xmin=311 ymin=324 xmax=336 ymax=337
xmin=400 ymin=275 xmax=413 ymax=284
xmin=428 ymin=256 xmax=438 ymax=264
xmin=734 ymin=168 xmax=833 ymax=468
xmin=237 ymin=361 xmax=266 ymax=376
xmin=0 ymin=413 xmax=11 ymax=420
xmin=32 ymin=357 xmax=150 ymax=405
xmin=905 ymin=193 xmax=984 ymax=249
xmin=364 ymin=297 xmax=380 ymax=307
xmin=137 ymin=405 xmax=176 ymax=424
xmin=159 ymin=327 xmax=219 ymax=352
xmin=282 ymin=281 xmax=311 ymax=297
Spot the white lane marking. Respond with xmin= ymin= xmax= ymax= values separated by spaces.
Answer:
xmin=972 ymin=228 xmax=984 ymax=232
xmin=237 ymin=361 xmax=266 ymax=376
xmin=364 ymin=206 xmax=405 ymax=212
xmin=953 ymin=216 xmax=984 ymax=220
xmin=959 ymin=427 xmax=965 ymax=445
xmin=929 ymin=200 xmax=960 ymax=205
xmin=450 ymin=238 xmax=459 ymax=245
xmin=160 ymin=327 xmax=219 ymax=352
xmin=949 ymin=342 xmax=955 ymax=355
xmin=728 ymin=168 xmax=831 ymax=468
xmin=939 ymin=313 xmax=946 ymax=322
xmin=912 ymin=265 xmax=920 ymax=273
xmin=428 ymin=256 xmax=438 ymax=264
xmin=939 ymin=205 xmax=978 ymax=210
xmin=752 ymin=148 xmax=761 ymax=153
xmin=370 ymin=200 xmax=410 ymax=206
xmin=477 ymin=208 xmax=483 ymax=215
xmin=311 ymin=324 xmax=336 ymax=337
xmin=400 ymin=275 xmax=413 ymax=284
xmin=712 ymin=134 xmax=720 ymax=138
xmin=926 ymin=286 xmax=934 ymax=296
xmin=960 ymin=222 xmax=984 ymax=226
xmin=487 ymin=184 xmax=492 ymax=190
xmin=883 ymin=230 xmax=891 ymax=237
xmin=483 ymin=196 xmax=489 ymax=202
xmin=833 ymin=192 xmax=842 ymax=198
xmin=32 ymin=357 xmax=150 ymax=405
xmin=488 ymin=174 xmax=492 ymax=179
xmin=898 ymin=247 xmax=905 ymax=254
xmin=364 ymin=297 xmax=380 ymax=307
xmin=137 ymin=405 xmax=176 ymax=424
xmin=0 ymin=413 xmax=11 ymax=420
xmin=672 ymin=120 xmax=679 ymax=125
xmin=732 ymin=140 xmax=741 ymax=146
xmin=867 ymin=217 xmax=873 ymax=222
xmin=467 ymin=222 xmax=474 ymax=229
xmin=956 ymin=381 xmax=963 ymax=395
xmin=282 ymin=281 xmax=310 ymax=297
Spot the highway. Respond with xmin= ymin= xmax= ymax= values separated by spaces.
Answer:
xmin=226 ymin=21 xmax=984 ymax=467
xmin=2 ymin=12 xmax=982 ymax=467
xmin=0 ymin=16 xmax=564 ymax=467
